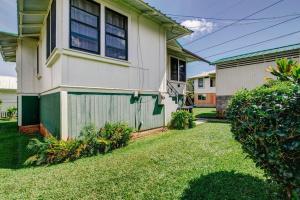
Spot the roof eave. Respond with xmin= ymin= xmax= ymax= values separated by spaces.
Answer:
xmin=182 ymin=48 xmax=211 ymax=64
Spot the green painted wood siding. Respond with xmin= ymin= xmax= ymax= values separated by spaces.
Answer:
xmin=68 ymin=93 xmax=164 ymax=138
xmin=40 ymin=93 xmax=61 ymax=138
xmin=22 ymin=96 xmax=40 ymax=126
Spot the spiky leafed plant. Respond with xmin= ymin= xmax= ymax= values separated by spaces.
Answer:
xmin=267 ymin=58 xmax=300 ymax=83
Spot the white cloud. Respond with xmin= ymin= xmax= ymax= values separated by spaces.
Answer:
xmin=181 ymin=19 xmax=215 ymax=38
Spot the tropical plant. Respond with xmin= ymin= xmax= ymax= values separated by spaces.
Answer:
xmin=267 ymin=58 xmax=300 ymax=83
xmin=25 ymin=122 xmax=133 ymax=166
xmin=226 ymin=81 xmax=300 ymax=199
xmin=24 ymin=136 xmax=81 ymax=166
xmin=99 ymin=122 xmax=133 ymax=150
xmin=78 ymin=124 xmax=110 ymax=155
xmin=6 ymin=106 xmax=17 ymax=119
xmin=168 ymin=110 xmax=195 ymax=130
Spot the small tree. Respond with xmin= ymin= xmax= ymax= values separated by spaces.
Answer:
xmin=7 ymin=106 xmax=17 ymax=119
xmin=267 ymin=58 xmax=300 ymax=83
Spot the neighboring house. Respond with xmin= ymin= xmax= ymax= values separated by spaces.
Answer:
xmin=0 ymin=0 xmax=208 ymax=139
xmin=189 ymin=70 xmax=216 ymax=107
xmin=0 ymin=76 xmax=17 ymax=117
xmin=213 ymin=43 xmax=300 ymax=117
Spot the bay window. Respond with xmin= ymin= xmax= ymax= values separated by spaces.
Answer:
xmin=105 ymin=8 xmax=128 ymax=60
xmin=70 ymin=0 xmax=100 ymax=54
xmin=170 ymin=57 xmax=186 ymax=82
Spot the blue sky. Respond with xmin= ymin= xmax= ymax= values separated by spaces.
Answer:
xmin=0 ymin=0 xmax=300 ymax=77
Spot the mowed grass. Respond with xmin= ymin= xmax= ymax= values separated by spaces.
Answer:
xmin=0 ymin=119 xmax=40 ymax=169
xmin=0 ymin=121 xmax=279 ymax=199
xmin=193 ymin=107 xmax=217 ymax=119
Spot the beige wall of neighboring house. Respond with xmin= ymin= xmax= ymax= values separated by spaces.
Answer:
xmin=0 ymin=76 xmax=17 ymax=113
xmin=216 ymin=62 xmax=274 ymax=96
xmin=214 ymin=44 xmax=300 ymax=117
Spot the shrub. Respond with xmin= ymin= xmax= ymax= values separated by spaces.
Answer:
xmin=99 ymin=122 xmax=133 ymax=150
xmin=7 ymin=106 xmax=17 ymax=119
xmin=226 ymin=81 xmax=300 ymax=198
xmin=25 ymin=122 xmax=133 ymax=166
xmin=24 ymin=136 xmax=81 ymax=166
xmin=78 ymin=124 xmax=110 ymax=155
xmin=169 ymin=110 xmax=195 ymax=130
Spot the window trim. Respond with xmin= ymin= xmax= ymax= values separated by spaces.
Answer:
xmin=170 ymin=56 xmax=187 ymax=82
xmin=69 ymin=0 xmax=101 ymax=55
xmin=37 ymin=45 xmax=39 ymax=75
xmin=46 ymin=0 xmax=56 ymax=59
xmin=105 ymin=7 xmax=128 ymax=61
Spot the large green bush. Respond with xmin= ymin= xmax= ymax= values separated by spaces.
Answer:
xmin=226 ymin=81 xmax=300 ymax=198
xmin=25 ymin=122 xmax=133 ymax=166
xmin=169 ymin=110 xmax=195 ymax=130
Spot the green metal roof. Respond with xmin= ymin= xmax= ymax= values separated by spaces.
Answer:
xmin=213 ymin=43 xmax=300 ymax=64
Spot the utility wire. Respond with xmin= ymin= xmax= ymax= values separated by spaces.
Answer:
xmin=168 ymin=13 xmax=300 ymax=22
xmin=195 ymin=15 xmax=300 ymax=53
xmin=183 ymin=0 xmax=285 ymax=46
xmin=205 ymin=30 xmax=300 ymax=59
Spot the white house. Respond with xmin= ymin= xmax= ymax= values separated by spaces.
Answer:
xmin=0 ymin=0 xmax=208 ymax=139
xmin=188 ymin=70 xmax=216 ymax=107
xmin=213 ymin=43 xmax=300 ymax=117
xmin=0 ymin=76 xmax=17 ymax=117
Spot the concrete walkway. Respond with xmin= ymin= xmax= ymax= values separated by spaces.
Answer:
xmin=195 ymin=118 xmax=208 ymax=125
xmin=195 ymin=118 xmax=229 ymax=125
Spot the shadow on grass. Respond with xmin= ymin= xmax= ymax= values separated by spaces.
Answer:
xmin=194 ymin=112 xmax=217 ymax=119
xmin=181 ymin=171 xmax=279 ymax=200
xmin=0 ymin=121 xmax=39 ymax=169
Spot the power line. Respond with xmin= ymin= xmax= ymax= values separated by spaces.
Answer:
xmin=183 ymin=0 xmax=285 ymax=46
xmin=195 ymin=15 xmax=300 ymax=53
xmin=168 ymin=13 xmax=300 ymax=22
xmin=213 ymin=0 xmax=245 ymax=17
xmin=205 ymin=30 xmax=300 ymax=59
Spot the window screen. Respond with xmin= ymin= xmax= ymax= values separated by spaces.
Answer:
xmin=179 ymin=60 xmax=186 ymax=82
xmin=171 ymin=57 xmax=178 ymax=81
xmin=70 ymin=0 xmax=100 ymax=54
xmin=105 ymin=8 xmax=128 ymax=60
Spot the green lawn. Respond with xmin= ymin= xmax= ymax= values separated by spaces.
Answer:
xmin=0 ymin=121 xmax=279 ymax=199
xmin=193 ymin=107 xmax=217 ymax=119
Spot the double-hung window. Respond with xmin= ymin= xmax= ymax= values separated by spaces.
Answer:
xmin=70 ymin=0 xmax=100 ymax=54
xmin=105 ymin=8 xmax=128 ymax=60
xmin=46 ymin=0 xmax=56 ymax=59
xmin=198 ymin=78 xmax=204 ymax=88
xmin=170 ymin=57 xmax=186 ymax=82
